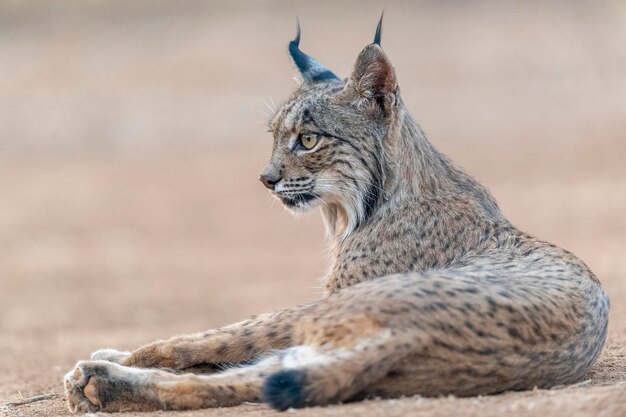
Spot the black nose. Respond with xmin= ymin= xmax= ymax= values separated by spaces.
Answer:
xmin=259 ymin=173 xmax=281 ymax=190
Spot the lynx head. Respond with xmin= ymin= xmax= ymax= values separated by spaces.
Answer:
xmin=261 ymin=15 xmax=401 ymax=237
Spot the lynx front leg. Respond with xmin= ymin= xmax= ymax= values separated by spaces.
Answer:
xmin=64 ymin=357 xmax=283 ymax=413
xmin=94 ymin=303 xmax=314 ymax=370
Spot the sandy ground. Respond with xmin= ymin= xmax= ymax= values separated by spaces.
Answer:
xmin=1 ymin=1 xmax=625 ymax=416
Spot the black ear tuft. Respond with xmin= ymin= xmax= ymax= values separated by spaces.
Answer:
xmin=373 ymin=11 xmax=384 ymax=46
xmin=291 ymin=17 xmax=302 ymax=49
xmin=288 ymin=19 xmax=340 ymax=84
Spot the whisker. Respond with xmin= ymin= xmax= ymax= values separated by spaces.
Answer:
xmin=262 ymin=98 xmax=276 ymax=116
xmin=258 ymin=109 xmax=272 ymax=119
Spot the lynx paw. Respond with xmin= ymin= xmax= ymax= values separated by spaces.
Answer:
xmin=64 ymin=361 xmax=107 ymax=413
xmin=90 ymin=348 xmax=132 ymax=364
xmin=64 ymin=360 xmax=159 ymax=413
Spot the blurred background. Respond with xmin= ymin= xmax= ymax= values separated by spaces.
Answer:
xmin=0 ymin=1 xmax=625 ymax=415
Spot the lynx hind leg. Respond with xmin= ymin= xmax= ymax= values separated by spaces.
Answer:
xmin=262 ymin=316 xmax=416 ymax=410
xmin=65 ymin=355 xmax=284 ymax=413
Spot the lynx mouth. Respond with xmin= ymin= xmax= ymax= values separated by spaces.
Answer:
xmin=279 ymin=192 xmax=318 ymax=210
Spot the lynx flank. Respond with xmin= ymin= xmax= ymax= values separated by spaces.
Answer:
xmin=64 ymin=17 xmax=609 ymax=413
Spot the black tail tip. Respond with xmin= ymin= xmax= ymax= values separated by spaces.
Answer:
xmin=262 ymin=369 xmax=307 ymax=411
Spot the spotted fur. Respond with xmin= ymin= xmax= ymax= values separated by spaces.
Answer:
xmin=64 ymin=18 xmax=609 ymax=413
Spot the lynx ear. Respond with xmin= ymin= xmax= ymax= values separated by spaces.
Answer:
xmin=339 ymin=14 xmax=398 ymax=112
xmin=289 ymin=20 xmax=340 ymax=84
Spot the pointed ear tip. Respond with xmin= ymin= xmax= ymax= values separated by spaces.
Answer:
xmin=362 ymin=43 xmax=384 ymax=54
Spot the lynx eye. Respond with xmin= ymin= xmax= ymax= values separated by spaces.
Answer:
xmin=299 ymin=134 xmax=318 ymax=150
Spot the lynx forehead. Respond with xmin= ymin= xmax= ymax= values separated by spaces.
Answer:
xmin=64 ymin=15 xmax=609 ymax=413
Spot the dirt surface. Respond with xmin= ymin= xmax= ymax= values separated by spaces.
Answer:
xmin=1 ymin=1 xmax=625 ymax=417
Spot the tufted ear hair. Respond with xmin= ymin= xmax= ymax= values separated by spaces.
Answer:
xmin=289 ymin=19 xmax=340 ymax=84
xmin=339 ymin=14 xmax=398 ymax=113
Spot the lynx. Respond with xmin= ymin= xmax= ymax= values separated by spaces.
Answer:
xmin=64 ymin=17 xmax=609 ymax=413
